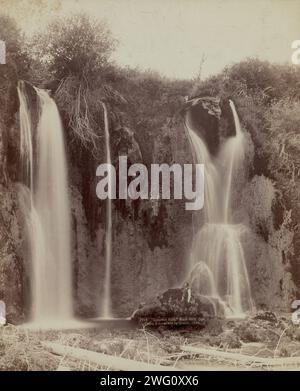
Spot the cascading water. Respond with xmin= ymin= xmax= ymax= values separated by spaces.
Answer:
xmin=186 ymin=100 xmax=254 ymax=317
xmin=18 ymin=82 xmax=73 ymax=326
xmin=100 ymin=102 xmax=112 ymax=318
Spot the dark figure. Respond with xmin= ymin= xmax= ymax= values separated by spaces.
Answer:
xmin=182 ymin=282 xmax=192 ymax=304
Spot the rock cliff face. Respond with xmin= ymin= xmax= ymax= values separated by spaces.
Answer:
xmin=0 ymin=71 xmax=25 ymax=323
xmin=0 ymin=184 xmax=24 ymax=323
xmin=69 ymin=102 xmax=195 ymax=317
xmin=69 ymin=95 xmax=290 ymax=317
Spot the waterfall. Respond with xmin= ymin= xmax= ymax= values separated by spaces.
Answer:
xmin=220 ymin=101 xmax=245 ymax=223
xmin=18 ymin=82 xmax=73 ymax=326
xmin=100 ymin=102 xmax=112 ymax=318
xmin=186 ymin=100 xmax=254 ymax=317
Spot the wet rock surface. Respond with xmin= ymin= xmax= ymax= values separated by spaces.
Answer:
xmin=182 ymin=97 xmax=221 ymax=155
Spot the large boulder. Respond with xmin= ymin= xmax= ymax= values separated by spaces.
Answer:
xmin=131 ymin=287 xmax=224 ymax=328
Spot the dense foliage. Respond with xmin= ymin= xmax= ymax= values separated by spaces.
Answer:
xmin=1 ymin=13 xmax=300 ymax=291
xmin=194 ymin=59 xmax=300 ymax=287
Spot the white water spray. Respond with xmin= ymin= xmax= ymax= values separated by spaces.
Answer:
xmin=101 ymin=102 xmax=112 ymax=318
xmin=186 ymin=100 xmax=254 ymax=317
xmin=18 ymin=82 xmax=73 ymax=326
xmin=18 ymin=85 xmax=33 ymax=193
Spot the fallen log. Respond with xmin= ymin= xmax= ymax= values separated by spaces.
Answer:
xmin=180 ymin=345 xmax=300 ymax=367
xmin=56 ymin=365 xmax=71 ymax=371
xmin=42 ymin=342 xmax=178 ymax=371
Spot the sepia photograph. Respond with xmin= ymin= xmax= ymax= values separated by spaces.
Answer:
xmin=0 ymin=0 xmax=300 ymax=378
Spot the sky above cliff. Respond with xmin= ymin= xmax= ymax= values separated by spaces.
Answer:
xmin=3 ymin=0 xmax=300 ymax=79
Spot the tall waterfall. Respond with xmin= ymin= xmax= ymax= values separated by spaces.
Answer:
xmin=100 ymin=102 xmax=112 ymax=318
xmin=186 ymin=100 xmax=253 ymax=317
xmin=18 ymin=82 xmax=73 ymax=326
